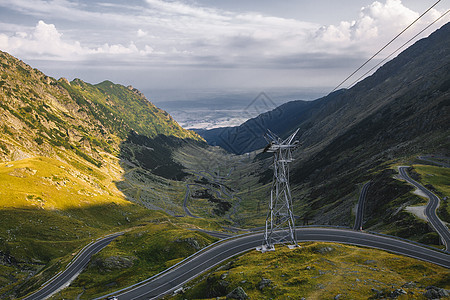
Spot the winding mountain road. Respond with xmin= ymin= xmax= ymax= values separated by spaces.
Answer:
xmin=23 ymin=232 xmax=123 ymax=300
xmin=182 ymin=184 xmax=198 ymax=218
xmin=353 ymin=181 xmax=371 ymax=230
xmin=99 ymin=228 xmax=449 ymax=300
xmin=25 ymin=166 xmax=450 ymax=300
xmin=398 ymin=166 xmax=450 ymax=251
xmin=417 ymin=155 xmax=450 ymax=168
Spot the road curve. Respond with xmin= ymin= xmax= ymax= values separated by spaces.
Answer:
xmin=353 ymin=181 xmax=371 ymax=230
xmin=99 ymin=228 xmax=449 ymax=300
xmin=417 ymin=155 xmax=450 ymax=168
xmin=183 ymin=184 xmax=198 ymax=218
xmin=398 ymin=166 xmax=450 ymax=251
xmin=23 ymin=232 xmax=123 ymax=300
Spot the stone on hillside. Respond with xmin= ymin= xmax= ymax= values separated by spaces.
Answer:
xmin=402 ymin=281 xmax=416 ymax=288
xmin=174 ymin=237 xmax=202 ymax=250
xmin=424 ymin=286 xmax=449 ymax=299
xmin=8 ymin=167 xmax=36 ymax=178
xmin=371 ymin=288 xmax=383 ymax=299
xmin=315 ymin=246 xmax=334 ymax=254
xmin=364 ymin=260 xmax=376 ymax=265
xmin=226 ymin=286 xmax=248 ymax=300
xmin=258 ymin=278 xmax=272 ymax=290
xmin=91 ymin=255 xmax=137 ymax=271
xmin=0 ymin=251 xmax=18 ymax=266
xmin=390 ymin=288 xmax=407 ymax=298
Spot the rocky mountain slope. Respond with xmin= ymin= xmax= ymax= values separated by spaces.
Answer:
xmin=287 ymin=22 xmax=449 ymax=228
xmin=199 ymin=23 xmax=449 ymax=158
xmin=0 ymin=50 xmax=210 ymax=298
xmin=0 ymin=23 xmax=449 ymax=299
xmin=197 ymin=23 xmax=449 ymax=231
xmin=0 ymin=51 xmax=201 ymax=165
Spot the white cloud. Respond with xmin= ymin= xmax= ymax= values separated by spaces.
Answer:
xmin=96 ymin=42 xmax=138 ymax=55
xmin=1 ymin=0 xmax=446 ymax=65
xmin=0 ymin=21 xmax=85 ymax=59
xmin=0 ymin=20 xmax=156 ymax=60
xmin=137 ymin=29 xmax=147 ymax=37
xmin=145 ymin=0 xmax=229 ymax=21
xmin=312 ymin=0 xmax=443 ymax=55
xmin=141 ymin=45 xmax=155 ymax=55
xmin=0 ymin=0 xmax=447 ymax=92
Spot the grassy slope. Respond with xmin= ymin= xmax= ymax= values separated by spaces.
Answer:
xmin=0 ymin=156 xmax=127 ymax=210
xmin=60 ymin=79 xmax=201 ymax=141
xmin=412 ymin=164 xmax=449 ymax=198
xmin=0 ymin=155 xmax=223 ymax=299
xmin=0 ymin=50 xmax=211 ymax=298
xmin=175 ymin=242 xmax=449 ymax=300
xmin=412 ymin=164 xmax=450 ymax=223
xmin=50 ymin=218 xmax=220 ymax=299
xmin=0 ymin=156 xmax=146 ymax=297
xmin=1 ymin=49 xmax=448 ymax=298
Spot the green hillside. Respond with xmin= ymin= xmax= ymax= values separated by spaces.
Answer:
xmin=196 ymin=23 xmax=450 ymax=238
xmin=0 ymin=23 xmax=449 ymax=299
xmin=0 ymin=50 xmax=211 ymax=299
xmin=175 ymin=242 xmax=449 ymax=299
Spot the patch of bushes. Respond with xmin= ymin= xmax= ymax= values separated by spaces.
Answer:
xmin=34 ymin=137 xmax=44 ymax=145
xmin=0 ymin=142 xmax=9 ymax=154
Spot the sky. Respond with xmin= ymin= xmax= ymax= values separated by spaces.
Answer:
xmin=0 ymin=0 xmax=448 ymax=102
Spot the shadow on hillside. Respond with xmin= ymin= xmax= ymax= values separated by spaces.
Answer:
xmin=119 ymin=131 xmax=192 ymax=180
xmin=0 ymin=202 xmax=158 ymax=298
xmin=114 ymin=131 xmax=204 ymax=212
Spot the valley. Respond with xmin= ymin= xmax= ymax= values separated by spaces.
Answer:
xmin=0 ymin=22 xmax=449 ymax=300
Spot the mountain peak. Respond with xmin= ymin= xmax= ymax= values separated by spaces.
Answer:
xmin=0 ymin=51 xmax=202 ymax=165
xmin=58 ymin=77 xmax=70 ymax=85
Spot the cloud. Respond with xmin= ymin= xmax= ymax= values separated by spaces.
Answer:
xmin=313 ymin=0 xmax=443 ymax=54
xmin=0 ymin=0 xmax=447 ymax=92
xmin=145 ymin=0 xmax=229 ymax=21
xmin=0 ymin=21 xmax=85 ymax=59
xmin=2 ymin=0 xmax=446 ymax=65
xmin=137 ymin=29 xmax=147 ymax=37
xmin=0 ymin=20 xmax=155 ymax=60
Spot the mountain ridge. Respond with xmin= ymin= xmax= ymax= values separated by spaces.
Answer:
xmin=193 ymin=22 xmax=449 ymax=233
xmin=0 ymin=50 xmax=202 ymax=167
xmin=0 ymin=49 xmax=211 ymax=299
xmin=197 ymin=22 xmax=450 ymax=157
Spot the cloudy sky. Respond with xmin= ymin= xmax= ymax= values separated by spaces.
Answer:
xmin=0 ymin=0 xmax=448 ymax=102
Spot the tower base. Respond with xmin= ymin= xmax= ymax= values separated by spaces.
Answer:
xmin=257 ymin=243 xmax=300 ymax=253
xmin=287 ymin=244 xmax=300 ymax=250
xmin=256 ymin=244 xmax=275 ymax=253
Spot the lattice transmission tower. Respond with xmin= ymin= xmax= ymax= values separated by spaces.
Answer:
xmin=258 ymin=129 xmax=300 ymax=252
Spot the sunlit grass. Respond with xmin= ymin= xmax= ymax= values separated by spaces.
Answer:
xmin=178 ymin=242 xmax=449 ymax=300
xmin=0 ymin=156 xmax=130 ymax=210
xmin=413 ymin=164 xmax=449 ymax=197
xmin=413 ymin=164 xmax=450 ymax=224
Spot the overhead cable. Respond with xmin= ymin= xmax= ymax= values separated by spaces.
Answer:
xmin=330 ymin=0 xmax=443 ymax=93
xmin=348 ymin=9 xmax=450 ymax=89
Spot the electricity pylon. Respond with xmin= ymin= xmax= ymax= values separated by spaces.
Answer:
xmin=258 ymin=128 xmax=300 ymax=252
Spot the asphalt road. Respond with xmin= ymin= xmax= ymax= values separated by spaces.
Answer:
xmin=183 ymin=184 xmax=198 ymax=218
xmin=418 ymin=155 xmax=450 ymax=168
xmin=100 ymin=228 xmax=449 ymax=300
xmin=25 ymin=165 xmax=450 ymax=300
xmin=353 ymin=181 xmax=371 ymax=230
xmin=23 ymin=232 xmax=123 ymax=300
xmin=398 ymin=166 xmax=450 ymax=251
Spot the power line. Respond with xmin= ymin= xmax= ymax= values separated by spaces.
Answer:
xmin=331 ymin=0 xmax=443 ymax=93
xmin=347 ymin=9 xmax=450 ymax=89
